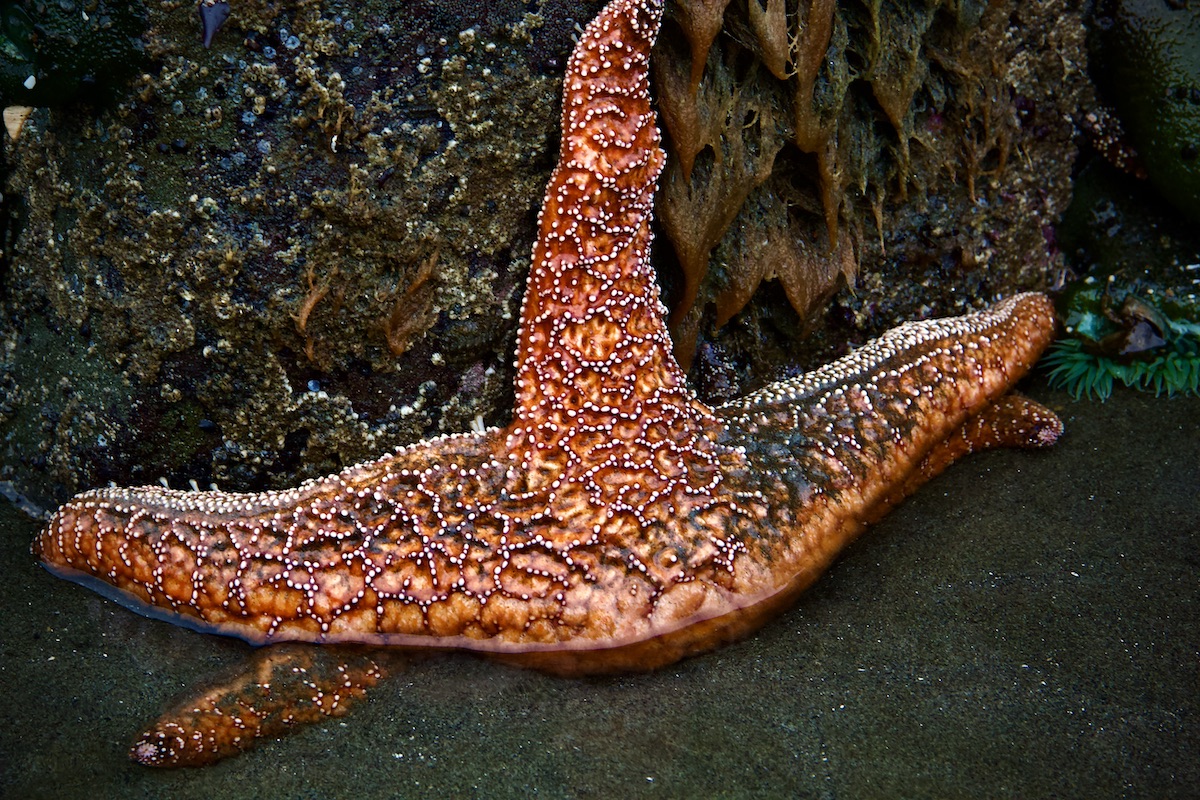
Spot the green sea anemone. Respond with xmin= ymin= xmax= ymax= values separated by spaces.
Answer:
xmin=1043 ymin=333 xmax=1200 ymax=401
xmin=1044 ymin=284 xmax=1200 ymax=400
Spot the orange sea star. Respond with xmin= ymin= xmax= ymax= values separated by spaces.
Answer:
xmin=33 ymin=0 xmax=1062 ymax=767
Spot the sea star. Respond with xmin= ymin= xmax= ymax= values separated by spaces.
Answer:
xmin=33 ymin=0 xmax=1062 ymax=767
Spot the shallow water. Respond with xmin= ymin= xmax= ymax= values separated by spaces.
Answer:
xmin=2 ymin=383 xmax=1197 ymax=799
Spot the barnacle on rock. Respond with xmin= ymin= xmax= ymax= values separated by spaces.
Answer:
xmin=0 ymin=1 xmax=592 ymax=507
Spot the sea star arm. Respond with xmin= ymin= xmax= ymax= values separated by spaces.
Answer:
xmin=910 ymin=393 xmax=1063 ymax=485
xmin=131 ymin=644 xmax=389 ymax=767
xmin=30 ymin=306 xmax=1063 ymax=664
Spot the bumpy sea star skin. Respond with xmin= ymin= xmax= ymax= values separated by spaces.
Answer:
xmin=34 ymin=0 xmax=1062 ymax=767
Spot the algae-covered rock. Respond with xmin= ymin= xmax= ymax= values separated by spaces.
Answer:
xmin=656 ymin=0 xmax=1091 ymax=368
xmin=1091 ymin=0 xmax=1200 ymax=222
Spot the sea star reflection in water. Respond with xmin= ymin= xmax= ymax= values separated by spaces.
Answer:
xmin=33 ymin=0 xmax=1062 ymax=767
